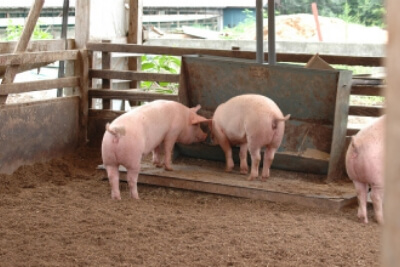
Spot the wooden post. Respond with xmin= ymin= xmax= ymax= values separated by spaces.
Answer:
xmin=74 ymin=0 xmax=90 ymax=50
xmin=57 ymin=0 xmax=70 ymax=97
xmin=382 ymin=0 xmax=400 ymax=265
xmin=127 ymin=0 xmax=143 ymax=107
xmin=0 ymin=0 xmax=44 ymax=104
xmin=74 ymin=0 xmax=90 ymax=145
xmin=78 ymin=49 xmax=89 ymax=145
xmin=101 ymin=40 xmax=111 ymax=110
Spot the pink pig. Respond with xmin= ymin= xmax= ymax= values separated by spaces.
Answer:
xmin=101 ymin=100 xmax=209 ymax=200
xmin=211 ymin=94 xmax=290 ymax=181
xmin=345 ymin=115 xmax=385 ymax=224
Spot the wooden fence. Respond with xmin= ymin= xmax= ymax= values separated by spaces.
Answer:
xmin=86 ymin=42 xmax=385 ymax=138
xmin=0 ymin=39 xmax=89 ymax=174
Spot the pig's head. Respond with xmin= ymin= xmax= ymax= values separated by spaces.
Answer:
xmin=178 ymin=105 xmax=211 ymax=144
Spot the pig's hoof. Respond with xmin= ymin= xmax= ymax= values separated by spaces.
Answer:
xmin=376 ymin=217 xmax=384 ymax=225
xmin=111 ymin=194 xmax=121 ymax=200
xmin=130 ymin=193 xmax=140 ymax=200
xmin=164 ymin=166 xmax=173 ymax=171
xmin=358 ymin=216 xmax=368 ymax=224
xmin=240 ymin=168 xmax=248 ymax=175
xmin=224 ymin=168 xmax=233 ymax=173
xmin=261 ymin=176 xmax=269 ymax=182
xmin=247 ymin=176 xmax=256 ymax=181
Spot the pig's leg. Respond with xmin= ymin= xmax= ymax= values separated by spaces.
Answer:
xmin=239 ymin=143 xmax=249 ymax=174
xmin=152 ymin=145 xmax=163 ymax=168
xmin=106 ymin=165 xmax=121 ymax=200
xmin=214 ymin=128 xmax=234 ymax=172
xmin=247 ymin=145 xmax=261 ymax=181
xmin=126 ymin=163 xmax=141 ymax=200
xmin=370 ymin=185 xmax=384 ymax=225
xmin=353 ymin=180 xmax=369 ymax=223
xmin=162 ymin=138 xmax=178 ymax=171
xmin=261 ymin=146 xmax=277 ymax=181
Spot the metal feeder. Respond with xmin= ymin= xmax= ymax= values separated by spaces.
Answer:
xmin=176 ymin=0 xmax=352 ymax=181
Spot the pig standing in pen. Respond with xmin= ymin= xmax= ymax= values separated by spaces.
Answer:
xmin=345 ymin=115 xmax=385 ymax=224
xmin=210 ymin=94 xmax=290 ymax=181
xmin=101 ymin=100 xmax=209 ymax=200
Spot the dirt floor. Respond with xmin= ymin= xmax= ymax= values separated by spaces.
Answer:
xmin=0 ymin=146 xmax=382 ymax=267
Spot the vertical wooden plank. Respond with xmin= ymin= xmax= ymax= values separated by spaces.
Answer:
xmin=0 ymin=0 xmax=45 ymax=104
xmin=127 ymin=0 xmax=143 ymax=107
xmin=57 ymin=0 xmax=70 ymax=97
xmin=78 ymin=49 xmax=89 ymax=145
xmin=74 ymin=0 xmax=90 ymax=142
xmin=102 ymin=40 xmax=111 ymax=110
xmin=177 ymin=59 xmax=189 ymax=107
xmin=326 ymin=70 xmax=352 ymax=182
xmin=382 ymin=0 xmax=400 ymax=265
xmin=88 ymin=50 xmax=94 ymax=109
xmin=74 ymin=0 xmax=90 ymax=49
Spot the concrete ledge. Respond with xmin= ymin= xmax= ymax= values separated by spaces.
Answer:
xmin=145 ymin=39 xmax=385 ymax=57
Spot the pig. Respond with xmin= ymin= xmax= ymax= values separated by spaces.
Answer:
xmin=101 ymin=100 xmax=209 ymax=200
xmin=211 ymin=94 xmax=290 ymax=181
xmin=345 ymin=115 xmax=385 ymax=224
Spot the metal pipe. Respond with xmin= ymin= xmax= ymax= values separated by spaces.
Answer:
xmin=256 ymin=0 xmax=263 ymax=64
xmin=268 ymin=0 xmax=276 ymax=65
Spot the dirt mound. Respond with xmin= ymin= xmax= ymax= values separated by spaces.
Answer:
xmin=241 ymin=14 xmax=387 ymax=43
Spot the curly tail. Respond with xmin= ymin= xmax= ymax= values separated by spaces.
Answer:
xmin=272 ymin=114 xmax=291 ymax=130
xmin=106 ymin=123 xmax=126 ymax=143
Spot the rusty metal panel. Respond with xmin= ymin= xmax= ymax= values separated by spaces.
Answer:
xmin=0 ymin=97 xmax=80 ymax=175
xmin=178 ymin=55 xmax=352 ymax=176
xmin=181 ymin=55 xmax=338 ymax=123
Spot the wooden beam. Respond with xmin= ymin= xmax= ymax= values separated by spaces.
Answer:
xmin=57 ymin=0 xmax=70 ymax=97
xmin=89 ymin=69 xmax=180 ymax=83
xmin=89 ymin=88 xmax=178 ymax=102
xmin=75 ymin=0 xmax=90 ymax=49
xmin=0 ymin=0 xmax=45 ymax=104
xmin=0 ymin=39 xmax=75 ymax=54
xmin=0 ymin=50 xmax=80 ymax=66
xmin=382 ymin=0 xmax=400 ymax=265
xmin=78 ymin=50 xmax=89 ymax=145
xmin=86 ymin=43 xmax=383 ymax=66
xmin=350 ymin=85 xmax=385 ymax=96
xmin=89 ymin=108 xmax=124 ymax=119
xmin=127 ymin=0 xmax=143 ymax=90
xmin=101 ymin=40 xmax=111 ymax=110
xmin=0 ymin=77 xmax=80 ymax=95
xmin=348 ymin=105 xmax=384 ymax=117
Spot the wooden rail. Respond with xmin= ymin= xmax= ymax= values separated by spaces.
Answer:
xmin=86 ymin=42 xmax=385 ymax=136
xmin=0 ymin=49 xmax=81 ymax=97
xmin=87 ymin=42 xmax=383 ymax=66
xmin=0 ymin=77 xmax=80 ymax=95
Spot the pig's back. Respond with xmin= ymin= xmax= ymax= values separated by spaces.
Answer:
xmin=346 ymin=116 xmax=385 ymax=184
xmin=215 ymin=94 xmax=283 ymax=123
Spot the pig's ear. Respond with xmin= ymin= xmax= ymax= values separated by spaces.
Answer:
xmin=191 ymin=114 xmax=211 ymax=125
xmin=190 ymin=104 xmax=201 ymax=113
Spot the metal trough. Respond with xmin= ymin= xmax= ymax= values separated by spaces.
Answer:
xmin=177 ymin=55 xmax=352 ymax=181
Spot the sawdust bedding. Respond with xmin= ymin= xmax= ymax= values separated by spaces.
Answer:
xmin=0 ymin=146 xmax=381 ymax=266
